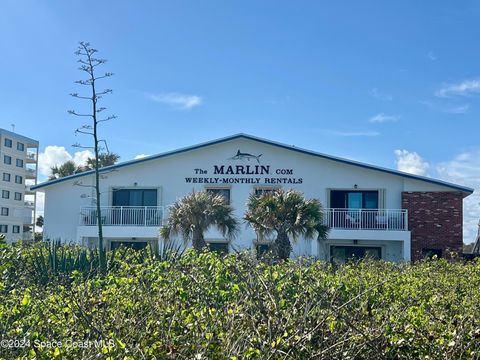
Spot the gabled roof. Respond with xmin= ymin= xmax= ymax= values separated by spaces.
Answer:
xmin=31 ymin=133 xmax=474 ymax=194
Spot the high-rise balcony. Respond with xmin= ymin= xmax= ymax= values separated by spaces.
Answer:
xmin=25 ymin=168 xmax=36 ymax=179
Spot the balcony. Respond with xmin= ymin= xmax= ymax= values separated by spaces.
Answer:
xmin=324 ymin=208 xmax=408 ymax=231
xmin=79 ymin=206 xmax=163 ymax=227
xmin=26 ymin=152 xmax=37 ymax=163
xmin=25 ymin=168 xmax=36 ymax=179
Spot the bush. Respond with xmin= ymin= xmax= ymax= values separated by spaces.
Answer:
xmin=1 ymin=243 xmax=480 ymax=358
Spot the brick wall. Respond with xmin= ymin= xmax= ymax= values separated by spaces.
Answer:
xmin=402 ymin=192 xmax=463 ymax=261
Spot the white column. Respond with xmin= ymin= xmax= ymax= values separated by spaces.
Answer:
xmin=311 ymin=238 xmax=319 ymax=258
xmin=403 ymin=236 xmax=411 ymax=262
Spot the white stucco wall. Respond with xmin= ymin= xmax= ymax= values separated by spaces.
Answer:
xmin=38 ymin=136 xmax=467 ymax=260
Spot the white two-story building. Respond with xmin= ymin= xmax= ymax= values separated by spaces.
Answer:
xmin=32 ymin=134 xmax=473 ymax=262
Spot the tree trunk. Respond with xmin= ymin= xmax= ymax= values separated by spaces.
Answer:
xmin=192 ymin=230 xmax=207 ymax=252
xmin=89 ymin=55 xmax=106 ymax=274
xmin=274 ymin=231 xmax=292 ymax=260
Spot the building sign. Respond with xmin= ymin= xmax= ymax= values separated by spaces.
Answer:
xmin=184 ymin=149 xmax=303 ymax=184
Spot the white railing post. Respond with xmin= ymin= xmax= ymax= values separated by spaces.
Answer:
xmin=359 ymin=209 xmax=362 ymax=229
xmin=121 ymin=206 xmax=124 ymax=226
xmin=144 ymin=206 xmax=147 ymax=226
xmin=404 ymin=209 xmax=408 ymax=231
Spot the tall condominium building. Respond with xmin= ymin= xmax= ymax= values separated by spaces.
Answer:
xmin=0 ymin=129 xmax=38 ymax=243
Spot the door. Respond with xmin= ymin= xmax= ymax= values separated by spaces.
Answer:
xmin=112 ymin=189 xmax=158 ymax=225
xmin=330 ymin=246 xmax=382 ymax=264
xmin=330 ymin=191 xmax=379 ymax=228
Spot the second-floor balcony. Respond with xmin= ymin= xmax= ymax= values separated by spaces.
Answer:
xmin=78 ymin=206 xmax=407 ymax=231
xmin=79 ymin=206 xmax=163 ymax=227
xmin=324 ymin=208 xmax=408 ymax=231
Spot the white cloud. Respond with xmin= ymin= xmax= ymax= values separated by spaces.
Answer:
xmin=330 ymin=130 xmax=380 ymax=137
xmin=394 ymin=149 xmax=429 ymax=176
xmin=420 ymin=100 xmax=470 ymax=114
xmin=37 ymin=145 xmax=93 ymax=177
xmin=444 ymin=104 xmax=470 ymax=114
xmin=435 ymin=79 xmax=480 ymax=98
xmin=38 ymin=146 xmax=73 ymax=177
xmin=368 ymin=113 xmax=400 ymax=123
xmin=436 ymin=150 xmax=480 ymax=244
xmin=428 ymin=51 xmax=438 ymax=61
xmin=73 ymin=150 xmax=94 ymax=166
xmin=134 ymin=154 xmax=149 ymax=160
xmin=146 ymin=92 xmax=203 ymax=109
xmin=394 ymin=149 xmax=480 ymax=243
xmin=370 ymin=88 xmax=393 ymax=101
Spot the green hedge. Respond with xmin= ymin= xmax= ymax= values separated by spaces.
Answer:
xmin=1 ymin=243 xmax=480 ymax=359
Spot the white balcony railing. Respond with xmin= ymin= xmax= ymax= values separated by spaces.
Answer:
xmin=324 ymin=208 xmax=408 ymax=231
xmin=79 ymin=206 xmax=163 ymax=227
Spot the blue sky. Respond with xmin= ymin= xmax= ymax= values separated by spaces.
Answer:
xmin=1 ymin=1 xmax=480 ymax=241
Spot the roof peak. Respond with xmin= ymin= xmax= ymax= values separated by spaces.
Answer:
xmin=31 ymin=133 xmax=474 ymax=194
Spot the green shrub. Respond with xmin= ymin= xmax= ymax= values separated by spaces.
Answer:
xmin=0 ymin=243 xmax=480 ymax=359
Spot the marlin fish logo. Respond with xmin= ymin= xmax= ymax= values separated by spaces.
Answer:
xmin=229 ymin=150 xmax=262 ymax=163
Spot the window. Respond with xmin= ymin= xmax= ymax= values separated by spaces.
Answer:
xmin=254 ymin=187 xmax=278 ymax=196
xmin=15 ymin=175 xmax=22 ymax=184
xmin=13 ymin=225 xmax=20 ymax=234
xmin=2 ymin=173 xmax=10 ymax=182
xmin=1 ymin=207 xmax=8 ymax=216
xmin=208 ymin=242 xmax=229 ymax=255
xmin=0 ymin=225 xmax=7 ymax=233
xmin=112 ymin=188 xmax=158 ymax=206
xmin=422 ymin=248 xmax=442 ymax=259
xmin=4 ymin=138 xmax=12 ymax=147
xmin=4 ymin=155 xmax=11 ymax=165
xmin=17 ymin=142 xmax=24 ymax=151
xmin=110 ymin=241 xmax=148 ymax=251
xmin=206 ymin=188 xmax=231 ymax=204
xmin=2 ymin=190 xmax=9 ymax=199
xmin=16 ymin=159 xmax=23 ymax=168
xmin=330 ymin=190 xmax=379 ymax=209
xmin=14 ymin=192 xmax=22 ymax=201
xmin=330 ymin=246 xmax=382 ymax=264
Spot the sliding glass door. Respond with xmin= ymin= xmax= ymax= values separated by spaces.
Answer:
xmin=331 ymin=246 xmax=381 ymax=264
xmin=112 ymin=189 xmax=157 ymax=207
xmin=111 ymin=189 xmax=158 ymax=225
xmin=330 ymin=190 xmax=379 ymax=229
xmin=330 ymin=190 xmax=379 ymax=209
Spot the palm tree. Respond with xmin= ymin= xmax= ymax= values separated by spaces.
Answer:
xmin=160 ymin=191 xmax=239 ymax=251
xmin=49 ymin=160 xmax=84 ymax=180
xmin=244 ymin=189 xmax=329 ymax=260
xmin=85 ymin=152 xmax=120 ymax=170
xmin=35 ymin=215 xmax=44 ymax=228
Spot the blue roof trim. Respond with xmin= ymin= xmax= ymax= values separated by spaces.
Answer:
xmin=31 ymin=133 xmax=474 ymax=194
